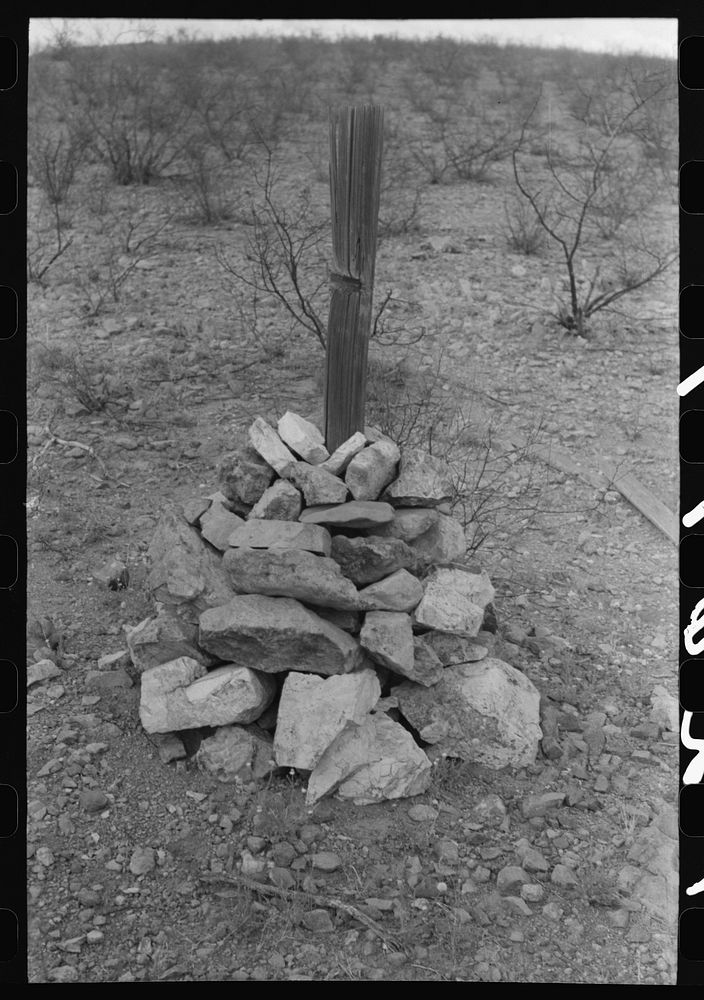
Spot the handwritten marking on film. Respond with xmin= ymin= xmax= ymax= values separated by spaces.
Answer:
xmin=686 ymin=875 xmax=704 ymax=897
xmin=684 ymin=599 xmax=704 ymax=656
xmin=682 ymin=711 xmax=704 ymax=785
xmin=683 ymin=502 xmax=704 ymax=527
xmin=678 ymin=366 xmax=704 ymax=397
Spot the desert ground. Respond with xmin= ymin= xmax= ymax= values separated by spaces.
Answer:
xmin=26 ymin=33 xmax=678 ymax=982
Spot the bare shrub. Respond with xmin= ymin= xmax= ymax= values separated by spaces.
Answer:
xmin=60 ymin=44 xmax=196 ymax=185
xmin=377 ymin=128 xmax=424 ymax=238
xmin=502 ymin=194 xmax=547 ymax=255
xmin=73 ymin=197 xmax=171 ymax=316
xmin=28 ymin=129 xmax=86 ymax=207
xmin=511 ymin=86 xmax=676 ymax=338
xmin=170 ymin=142 xmax=251 ymax=226
xmin=216 ymin=148 xmax=331 ymax=349
xmin=365 ymin=353 xmax=558 ymax=555
xmin=568 ymin=62 xmax=677 ymax=183
xmin=440 ymin=104 xmax=521 ymax=183
xmin=216 ymin=146 xmax=410 ymax=352
xmin=30 ymin=343 xmax=117 ymax=413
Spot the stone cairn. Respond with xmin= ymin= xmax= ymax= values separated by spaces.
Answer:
xmin=127 ymin=411 xmax=543 ymax=806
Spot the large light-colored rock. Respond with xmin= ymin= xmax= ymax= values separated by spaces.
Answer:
xmin=408 ymin=512 xmax=467 ymax=567
xmin=345 ymin=440 xmax=401 ymax=502
xmin=383 ymin=448 xmax=454 ymax=507
xmin=307 ymin=712 xmax=432 ymax=805
xmin=229 ymin=520 xmax=331 ymax=556
xmin=277 ymin=411 xmax=329 ymax=465
xmin=196 ymin=724 xmax=277 ymax=782
xmin=199 ymin=501 xmax=245 ymax=552
xmin=222 ymin=547 xmax=360 ymax=610
xmin=126 ymin=608 xmax=216 ymax=675
xmin=198 ymin=595 xmax=364 ymax=675
xmin=357 ymin=569 xmax=424 ymax=613
xmin=413 ymin=565 xmax=495 ymax=636
xmin=330 ymin=534 xmax=417 ymax=586
xmin=247 ymin=479 xmax=302 ymax=522
xmin=320 ymin=431 xmax=367 ymax=476
xmin=394 ymin=658 xmax=542 ymax=768
xmin=274 ymin=669 xmax=381 ymax=770
xmin=146 ymin=509 xmax=235 ymax=624
xmin=284 ymin=462 xmax=349 ymax=505
xmin=219 ymin=445 xmax=276 ymax=506
xmin=248 ymin=416 xmax=298 ymax=475
xmin=139 ymin=657 xmax=276 ymax=734
xmin=299 ymin=501 xmax=394 ymax=529
xmin=360 ymin=611 xmax=414 ymax=677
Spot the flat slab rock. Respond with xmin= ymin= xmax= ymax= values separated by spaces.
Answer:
xmin=146 ymin=509 xmax=235 ymax=624
xmin=307 ymin=711 xmax=432 ymax=806
xmin=277 ymin=411 xmax=329 ymax=465
xmin=139 ymin=657 xmax=275 ymax=734
xmin=274 ymin=668 xmax=381 ymax=771
xmin=222 ymin=547 xmax=360 ymax=611
xmin=330 ymin=534 xmax=417 ymax=586
xmin=383 ymin=447 xmax=454 ymax=507
xmin=229 ymin=519 xmax=331 ymax=556
xmin=413 ymin=565 xmax=495 ymax=636
xmin=299 ymin=501 xmax=395 ymax=529
xmin=394 ymin=657 xmax=543 ymax=769
xmin=198 ymin=594 xmax=364 ymax=675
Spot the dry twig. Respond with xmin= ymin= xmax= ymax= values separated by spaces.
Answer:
xmin=199 ymin=871 xmax=405 ymax=954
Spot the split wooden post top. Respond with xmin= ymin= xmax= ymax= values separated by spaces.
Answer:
xmin=324 ymin=105 xmax=384 ymax=453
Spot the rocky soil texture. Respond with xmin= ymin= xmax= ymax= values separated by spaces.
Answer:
xmin=27 ymin=32 xmax=677 ymax=983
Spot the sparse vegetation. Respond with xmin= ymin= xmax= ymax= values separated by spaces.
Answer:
xmin=26 ymin=26 xmax=677 ymax=986
xmin=511 ymin=80 xmax=676 ymax=338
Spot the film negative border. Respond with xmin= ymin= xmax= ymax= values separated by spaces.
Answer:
xmin=680 ymin=12 xmax=704 ymax=988
xmin=0 ymin=15 xmax=26 ymax=987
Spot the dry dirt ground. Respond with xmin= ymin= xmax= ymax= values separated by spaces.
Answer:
xmin=26 ymin=38 xmax=679 ymax=983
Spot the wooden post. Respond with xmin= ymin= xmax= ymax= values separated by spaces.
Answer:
xmin=324 ymin=105 xmax=384 ymax=453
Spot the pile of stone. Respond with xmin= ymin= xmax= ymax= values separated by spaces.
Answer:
xmin=125 ymin=411 xmax=543 ymax=806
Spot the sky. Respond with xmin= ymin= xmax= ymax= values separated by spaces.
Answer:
xmin=29 ymin=17 xmax=678 ymax=59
